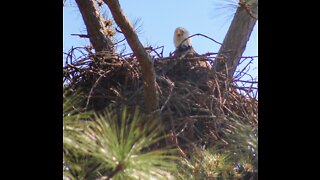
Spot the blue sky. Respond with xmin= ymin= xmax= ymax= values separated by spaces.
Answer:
xmin=63 ymin=0 xmax=257 ymax=79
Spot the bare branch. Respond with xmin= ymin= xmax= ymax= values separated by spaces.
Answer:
xmin=70 ymin=34 xmax=90 ymax=38
xmin=179 ymin=33 xmax=223 ymax=47
xmin=103 ymin=0 xmax=159 ymax=113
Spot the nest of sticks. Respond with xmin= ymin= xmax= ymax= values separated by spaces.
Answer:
xmin=63 ymin=46 xmax=258 ymax=148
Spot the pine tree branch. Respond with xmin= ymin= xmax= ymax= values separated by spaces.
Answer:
xmin=239 ymin=0 xmax=258 ymax=20
xmin=213 ymin=0 xmax=257 ymax=79
xmin=103 ymin=0 xmax=159 ymax=113
xmin=75 ymin=0 xmax=114 ymax=52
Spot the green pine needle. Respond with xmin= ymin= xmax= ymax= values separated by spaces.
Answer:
xmin=64 ymin=105 xmax=178 ymax=179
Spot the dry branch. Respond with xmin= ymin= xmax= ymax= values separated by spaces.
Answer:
xmin=103 ymin=0 xmax=158 ymax=113
xmin=70 ymin=34 xmax=90 ymax=38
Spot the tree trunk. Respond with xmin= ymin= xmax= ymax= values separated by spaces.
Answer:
xmin=75 ymin=0 xmax=114 ymax=53
xmin=214 ymin=0 xmax=257 ymax=79
xmin=103 ymin=0 xmax=159 ymax=114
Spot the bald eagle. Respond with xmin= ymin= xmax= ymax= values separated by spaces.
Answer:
xmin=173 ymin=27 xmax=198 ymax=58
xmin=173 ymin=27 xmax=210 ymax=68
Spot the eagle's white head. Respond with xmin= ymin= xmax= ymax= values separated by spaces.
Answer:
xmin=174 ymin=27 xmax=192 ymax=49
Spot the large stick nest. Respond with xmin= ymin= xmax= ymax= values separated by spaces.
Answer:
xmin=63 ymin=46 xmax=258 ymax=147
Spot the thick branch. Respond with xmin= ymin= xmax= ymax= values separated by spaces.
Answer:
xmin=103 ymin=0 xmax=158 ymax=113
xmin=214 ymin=1 xmax=257 ymax=79
xmin=75 ymin=0 xmax=114 ymax=52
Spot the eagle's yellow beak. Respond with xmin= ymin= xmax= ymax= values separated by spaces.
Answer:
xmin=176 ymin=29 xmax=184 ymax=37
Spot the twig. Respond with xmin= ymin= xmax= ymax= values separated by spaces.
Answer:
xmin=179 ymin=33 xmax=223 ymax=47
xmin=159 ymin=77 xmax=174 ymax=112
xmin=234 ymin=79 xmax=258 ymax=84
xmin=213 ymin=78 xmax=223 ymax=110
xmin=167 ymin=106 xmax=187 ymax=158
xmin=240 ymin=55 xmax=258 ymax=59
xmin=85 ymin=70 xmax=111 ymax=109
xmin=151 ymin=46 xmax=165 ymax=58
xmin=114 ymin=38 xmax=126 ymax=45
xmin=70 ymin=33 xmax=90 ymax=38
xmin=234 ymin=56 xmax=256 ymax=80
xmin=189 ymin=115 xmax=217 ymax=119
